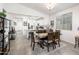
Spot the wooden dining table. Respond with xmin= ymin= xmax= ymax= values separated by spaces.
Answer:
xmin=34 ymin=32 xmax=48 ymax=38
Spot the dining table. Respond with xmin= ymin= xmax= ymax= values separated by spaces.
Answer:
xmin=34 ymin=32 xmax=48 ymax=38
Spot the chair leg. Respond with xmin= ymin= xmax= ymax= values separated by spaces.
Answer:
xmin=58 ymin=39 xmax=60 ymax=47
xmin=31 ymin=40 xmax=32 ymax=47
xmin=39 ymin=40 xmax=44 ymax=49
xmin=32 ymin=42 xmax=35 ymax=51
xmin=52 ymin=43 xmax=56 ymax=49
xmin=47 ymin=43 xmax=49 ymax=52
xmin=74 ymin=44 xmax=77 ymax=48
xmin=54 ymin=44 xmax=56 ymax=49
xmin=78 ymin=39 xmax=79 ymax=47
xmin=52 ymin=43 xmax=54 ymax=49
xmin=28 ymin=34 xmax=30 ymax=40
xmin=74 ymin=39 xmax=77 ymax=48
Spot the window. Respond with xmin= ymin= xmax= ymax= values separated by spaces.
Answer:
xmin=56 ymin=12 xmax=72 ymax=30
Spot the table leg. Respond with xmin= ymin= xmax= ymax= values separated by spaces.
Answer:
xmin=74 ymin=38 xmax=77 ymax=48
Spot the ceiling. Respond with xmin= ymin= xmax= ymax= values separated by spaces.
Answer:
xmin=21 ymin=3 xmax=79 ymax=15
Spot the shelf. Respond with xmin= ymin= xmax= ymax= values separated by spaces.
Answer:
xmin=0 ymin=16 xmax=11 ymax=55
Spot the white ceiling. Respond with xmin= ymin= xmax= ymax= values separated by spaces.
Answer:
xmin=21 ymin=3 xmax=79 ymax=15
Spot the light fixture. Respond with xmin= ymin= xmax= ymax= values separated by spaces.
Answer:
xmin=45 ymin=3 xmax=56 ymax=28
xmin=45 ymin=3 xmax=56 ymax=10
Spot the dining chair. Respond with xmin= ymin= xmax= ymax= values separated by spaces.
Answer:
xmin=49 ymin=29 xmax=53 ymax=32
xmin=30 ymin=32 xmax=39 ymax=50
xmin=28 ymin=32 xmax=31 ymax=40
xmin=30 ymin=32 xmax=33 ymax=47
xmin=54 ymin=30 xmax=61 ymax=47
xmin=74 ymin=36 xmax=79 ymax=48
xmin=46 ymin=32 xmax=56 ymax=52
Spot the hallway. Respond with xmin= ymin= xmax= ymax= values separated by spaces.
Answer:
xmin=9 ymin=31 xmax=32 ymax=55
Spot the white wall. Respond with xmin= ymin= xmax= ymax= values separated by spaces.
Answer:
xmin=2 ymin=3 xmax=49 ymax=31
xmin=0 ymin=3 xmax=3 ymax=11
xmin=52 ymin=5 xmax=79 ymax=44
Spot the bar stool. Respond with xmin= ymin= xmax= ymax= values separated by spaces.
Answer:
xmin=74 ymin=36 xmax=79 ymax=48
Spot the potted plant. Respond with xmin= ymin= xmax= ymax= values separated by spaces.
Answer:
xmin=0 ymin=9 xmax=6 ymax=17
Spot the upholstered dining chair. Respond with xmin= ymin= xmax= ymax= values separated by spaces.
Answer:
xmin=30 ymin=32 xmax=34 ymax=47
xmin=36 ymin=30 xmax=47 ymax=33
xmin=31 ymin=32 xmax=39 ymax=50
xmin=54 ymin=30 xmax=61 ymax=47
xmin=46 ymin=32 xmax=56 ymax=52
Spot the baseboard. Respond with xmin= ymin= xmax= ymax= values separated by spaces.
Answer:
xmin=61 ymin=40 xmax=74 ymax=46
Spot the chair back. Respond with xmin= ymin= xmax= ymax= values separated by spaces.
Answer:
xmin=30 ymin=32 xmax=35 ymax=42
xmin=48 ymin=32 xmax=55 ymax=42
xmin=36 ymin=30 xmax=46 ymax=33
xmin=55 ymin=30 xmax=60 ymax=39
xmin=49 ymin=29 xmax=53 ymax=32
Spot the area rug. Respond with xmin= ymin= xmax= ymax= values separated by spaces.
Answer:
xmin=32 ymin=42 xmax=67 ymax=55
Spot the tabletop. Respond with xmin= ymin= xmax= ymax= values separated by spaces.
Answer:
xmin=34 ymin=32 xmax=48 ymax=38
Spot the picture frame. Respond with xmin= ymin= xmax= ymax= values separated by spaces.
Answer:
xmin=14 ymin=22 xmax=17 ymax=25
xmin=23 ymin=21 xmax=27 ymax=26
xmin=50 ymin=20 xmax=54 ymax=27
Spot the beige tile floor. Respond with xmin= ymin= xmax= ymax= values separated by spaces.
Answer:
xmin=8 ymin=31 xmax=79 ymax=55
